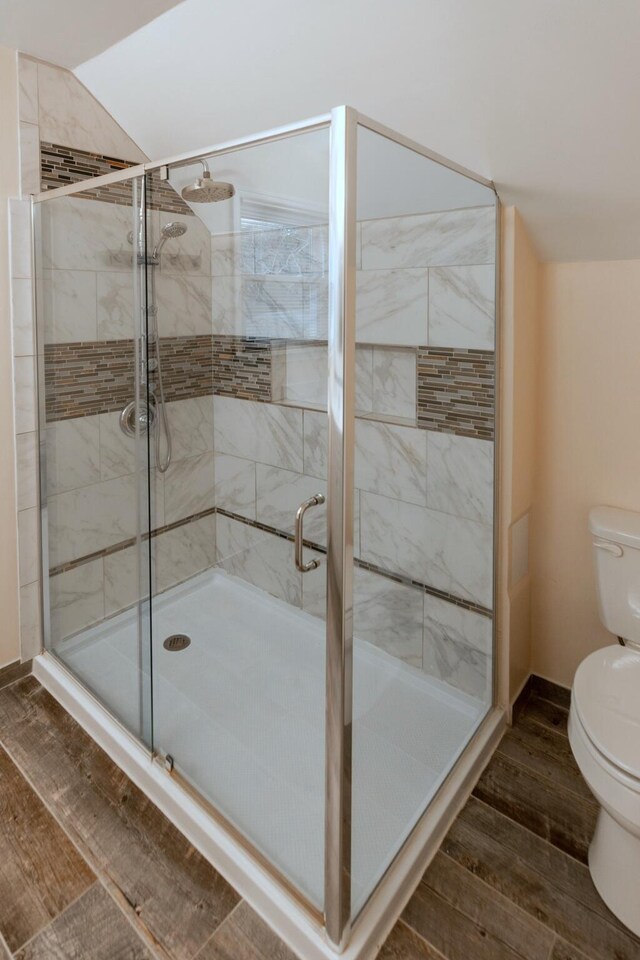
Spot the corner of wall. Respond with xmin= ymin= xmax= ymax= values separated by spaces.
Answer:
xmin=498 ymin=205 xmax=541 ymax=713
xmin=0 ymin=45 xmax=23 ymax=668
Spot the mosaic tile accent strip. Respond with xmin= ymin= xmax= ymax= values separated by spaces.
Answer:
xmin=50 ymin=505 xmax=492 ymax=617
xmin=45 ymin=340 xmax=135 ymax=422
xmin=40 ymin=142 xmax=193 ymax=216
xmin=417 ymin=347 xmax=495 ymax=440
xmin=211 ymin=336 xmax=272 ymax=402
xmin=45 ymin=335 xmax=273 ymax=422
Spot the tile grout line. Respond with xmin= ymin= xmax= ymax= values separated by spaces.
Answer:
xmin=96 ymin=875 xmax=171 ymax=960
xmin=422 ymin=849 xmax=560 ymax=946
xmin=0 ymin=729 xmax=167 ymax=960
xmin=0 ymin=929 xmax=11 ymax=960
xmin=190 ymin=899 xmax=246 ymax=960
xmin=392 ymin=917 xmax=449 ymax=960
xmin=8 ymin=882 xmax=102 ymax=958
xmin=495 ymin=740 xmax=599 ymax=809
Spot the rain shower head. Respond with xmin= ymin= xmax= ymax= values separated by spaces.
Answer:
xmin=181 ymin=160 xmax=235 ymax=203
xmin=152 ymin=221 xmax=187 ymax=259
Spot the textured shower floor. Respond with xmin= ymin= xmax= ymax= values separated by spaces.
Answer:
xmin=54 ymin=569 xmax=486 ymax=912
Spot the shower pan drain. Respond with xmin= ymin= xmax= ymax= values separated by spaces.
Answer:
xmin=163 ymin=634 xmax=191 ymax=652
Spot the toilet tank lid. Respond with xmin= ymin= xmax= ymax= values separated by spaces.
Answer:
xmin=589 ymin=506 xmax=640 ymax=549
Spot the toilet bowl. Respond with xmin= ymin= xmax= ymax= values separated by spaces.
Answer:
xmin=567 ymin=506 xmax=640 ymax=935
xmin=569 ymin=644 xmax=640 ymax=935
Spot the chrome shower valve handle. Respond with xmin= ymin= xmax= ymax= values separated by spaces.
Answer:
xmin=295 ymin=494 xmax=325 ymax=572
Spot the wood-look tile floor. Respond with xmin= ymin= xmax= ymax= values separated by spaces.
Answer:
xmin=0 ymin=673 xmax=639 ymax=960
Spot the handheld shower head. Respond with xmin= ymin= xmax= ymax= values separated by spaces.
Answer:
xmin=152 ymin=221 xmax=187 ymax=259
xmin=182 ymin=160 xmax=235 ymax=203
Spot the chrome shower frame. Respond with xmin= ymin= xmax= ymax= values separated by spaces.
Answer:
xmin=31 ymin=106 xmax=505 ymax=958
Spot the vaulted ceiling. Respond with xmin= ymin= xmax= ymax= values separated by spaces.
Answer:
xmin=5 ymin=0 xmax=640 ymax=261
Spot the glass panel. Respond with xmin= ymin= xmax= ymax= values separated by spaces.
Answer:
xmin=35 ymin=176 xmax=153 ymax=745
xmin=148 ymin=126 xmax=330 ymax=909
xmin=350 ymin=124 xmax=497 ymax=915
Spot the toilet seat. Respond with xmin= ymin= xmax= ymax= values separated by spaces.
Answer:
xmin=572 ymin=644 xmax=640 ymax=781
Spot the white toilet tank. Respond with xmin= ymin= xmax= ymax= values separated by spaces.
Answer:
xmin=589 ymin=506 xmax=640 ymax=646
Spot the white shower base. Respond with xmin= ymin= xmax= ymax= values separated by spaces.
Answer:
xmin=53 ymin=568 xmax=487 ymax=914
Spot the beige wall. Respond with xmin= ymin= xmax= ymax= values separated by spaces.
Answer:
xmin=498 ymin=207 xmax=539 ymax=708
xmin=0 ymin=46 xmax=22 ymax=668
xmin=531 ymin=259 xmax=640 ymax=686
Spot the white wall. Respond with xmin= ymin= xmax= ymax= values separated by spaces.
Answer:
xmin=75 ymin=0 xmax=640 ymax=262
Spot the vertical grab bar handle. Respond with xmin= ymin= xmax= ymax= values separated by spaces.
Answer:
xmin=295 ymin=494 xmax=325 ymax=572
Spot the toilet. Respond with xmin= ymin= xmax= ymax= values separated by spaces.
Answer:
xmin=569 ymin=506 xmax=640 ymax=935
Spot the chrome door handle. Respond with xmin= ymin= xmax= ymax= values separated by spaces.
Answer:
xmin=295 ymin=494 xmax=325 ymax=572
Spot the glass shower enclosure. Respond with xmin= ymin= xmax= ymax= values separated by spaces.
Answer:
xmin=33 ymin=107 xmax=499 ymax=949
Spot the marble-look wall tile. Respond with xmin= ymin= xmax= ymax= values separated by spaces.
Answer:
xmin=360 ymin=491 xmax=493 ymax=608
xmin=49 ymin=559 xmax=105 ymax=643
xmin=20 ymin=580 xmax=42 ymax=659
xmin=371 ymin=347 xmax=416 ymax=421
xmin=103 ymin=544 xmax=140 ymax=617
xmin=211 ymin=275 xmax=242 ymax=336
xmin=284 ymin=343 xmax=327 ymax=407
xmin=36 ymin=61 xmax=146 ymax=162
xmin=356 ymin=268 xmax=428 ymax=345
xmin=428 ymin=265 xmax=495 ymax=350
xmin=301 ymin=550 xmax=327 ymax=619
xmin=216 ymin=514 xmax=301 ymax=606
xmin=47 ymin=473 xmax=138 ymax=568
xmin=46 ymin=417 xmax=101 ymax=496
xmin=355 ymin=420 xmax=427 ymax=506
xmin=256 ymin=464 xmax=327 ymax=541
xmin=42 ymin=269 xmax=98 ymax=343
xmin=157 ymin=212 xmax=210 ymax=277
xmin=98 ymin=411 xmax=136 ymax=480
xmin=427 ymin=433 xmax=494 ymax=525
xmin=16 ymin=432 xmax=38 ymax=511
xmin=96 ymin=272 xmax=134 ymax=340
xmin=354 ymin=568 xmax=423 ymax=667
xmin=302 ymin=409 xmax=327 ymax=480
xmin=156 ymin=273 xmax=212 ymax=337
xmin=41 ymin=196 xmax=135 ymax=273
xmin=154 ymin=513 xmax=217 ymax=594
xmin=10 ymin=198 xmax=32 ymax=279
xmin=163 ymin=451 xmax=215 ymax=525
xmin=18 ymin=56 xmax=38 ymax=125
xmin=423 ymin=596 xmax=493 ymax=702
xmin=215 ymin=397 xmax=303 ymax=473
xmin=356 ymin=346 xmax=374 ymax=414
xmin=18 ymin=507 xmax=39 ymax=586
xmin=11 ymin=277 xmax=35 ymax=356
xmin=210 ymin=233 xmax=239 ymax=277
xmin=360 ymin=206 xmax=496 ymax=270
xmin=19 ymin=121 xmax=40 ymax=196
xmin=14 ymin=356 xmax=37 ymax=434
xmin=214 ymin=454 xmax=256 ymax=519
xmin=165 ymin=396 xmax=214 ymax=461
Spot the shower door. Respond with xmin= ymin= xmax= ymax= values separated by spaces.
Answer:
xmin=147 ymin=126 xmax=333 ymax=913
xmin=36 ymin=173 xmax=155 ymax=746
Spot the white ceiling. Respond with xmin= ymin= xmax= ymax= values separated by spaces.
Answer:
xmin=0 ymin=0 xmax=185 ymax=68
xmin=9 ymin=0 xmax=640 ymax=261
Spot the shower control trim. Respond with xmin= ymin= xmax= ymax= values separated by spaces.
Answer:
xmin=294 ymin=494 xmax=325 ymax=572
xmin=119 ymin=399 xmax=156 ymax=438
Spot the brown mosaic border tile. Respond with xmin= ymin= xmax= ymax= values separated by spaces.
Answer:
xmin=40 ymin=142 xmax=193 ymax=216
xmin=50 ymin=505 xmax=492 ymax=618
xmin=45 ymin=335 xmax=273 ymax=422
xmin=417 ymin=347 xmax=495 ymax=440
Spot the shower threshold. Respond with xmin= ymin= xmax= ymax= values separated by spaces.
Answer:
xmin=34 ymin=569 xmax=505 ymax=960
